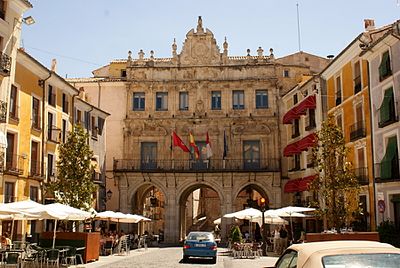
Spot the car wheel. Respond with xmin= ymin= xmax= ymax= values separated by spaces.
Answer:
xmin=183 ymin=255 xmax=189 ymax=262
xmin=212 ymin=257 xmax=217 ymax=264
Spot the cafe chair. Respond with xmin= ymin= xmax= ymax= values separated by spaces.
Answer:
xmin=104 ymin=240 xmax=113 ymax=256
xmin=45 ymin=249 xmax=60 ymax=268
xmin=64 ymin=247 xmax=77 ymax=265
xmin=3 ymin=252 xmax=21 ymax=268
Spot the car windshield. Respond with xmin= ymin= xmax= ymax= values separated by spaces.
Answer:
xmin=187 ymin=233 xmax=213 ymax=241
xmin=322 ymin=253 xmax=400 ymax=268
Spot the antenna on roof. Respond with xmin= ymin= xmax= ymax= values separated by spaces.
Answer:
xmin=296 ymin=2 xmax=302 ymax=52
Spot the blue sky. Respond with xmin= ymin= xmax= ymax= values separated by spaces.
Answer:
xmin=21 ymin=0 xmax=399 ymax=78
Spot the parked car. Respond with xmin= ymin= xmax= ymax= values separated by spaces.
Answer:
xmin=268 ymin=240 xmax=400 ymax=268
xmin=183 ymin=231 xmax=217 ymax=263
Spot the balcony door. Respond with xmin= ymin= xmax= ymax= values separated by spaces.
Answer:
xmin=243 ymin=140 xmax=260 ymax=170
xmin=31 ymin=141 xmax=40 ymax=175
xmin=141 ymin=142 xmax=157 ymax=170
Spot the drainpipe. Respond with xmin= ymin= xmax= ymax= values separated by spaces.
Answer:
xmin=39 ymin=72 xmax=52 ymax=204
xmin=366 ymin=61 xmax=377 ymax=231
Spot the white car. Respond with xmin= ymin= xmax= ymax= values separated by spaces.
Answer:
xmin=269 ymin=240 xmax=400 ymax=268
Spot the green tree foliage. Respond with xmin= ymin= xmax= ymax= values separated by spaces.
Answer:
xmin=46 ymin=125 xmax=95 ymax=210
xmin=377 ymin=220 xmax=400 ymax=247
xmin=310 ymin=115 xmax=360 ymax=231
xmin=229 ymin=225 xmax=243 ymax=244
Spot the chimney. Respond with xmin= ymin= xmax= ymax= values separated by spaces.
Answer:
xmin=364 ymin=19 xmax=375 ymax=31
xmin=51 ymin=58 xmax=57 ymax=72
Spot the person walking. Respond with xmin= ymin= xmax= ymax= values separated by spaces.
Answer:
xmin=279 ymin=225 xmax=288 ymax=254
xmin=273 ymin=226 xmax=280 ymax=254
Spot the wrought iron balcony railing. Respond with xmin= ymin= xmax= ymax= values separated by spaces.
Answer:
xmin=349 ymin=121 xmax=366 ymax=141
xmin=29 ymin=160 xmax=45 ymax=179
xmin=0 ymin=100 xmax=7 ymax=123
xmin=374 ymin=159 xmax=400 ymax=182
xmin=47 ymin=125 xmax=61 ymax=143
xmin=0 ymin=52 xmax=11 ymax=76
xmin=5 ymin=154 xmax=24 ymax=175
xmin=352 ymin=167 xmax=369 ymax=185
xmin=114 ymin=158 xmax=280 ymax=172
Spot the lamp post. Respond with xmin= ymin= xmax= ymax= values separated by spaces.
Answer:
xmin=260 ymin=197 xmax=267 ymax=256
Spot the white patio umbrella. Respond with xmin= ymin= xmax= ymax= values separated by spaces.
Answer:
xmin=273 ymin=206 xmax=315 ymax=242
xmin=130 ymin=214 xmax=151 ymax=222
xmin=223 ymin=208 xmax=263 ymax=240
xmin=213 ymin=218 xmax=221 ymax=225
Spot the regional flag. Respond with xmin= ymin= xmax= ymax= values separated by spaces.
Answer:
xmin=189 ymin=132 xmax=200 ymax=159
xmin=206 ymin=132 xmax=213 ymax=159
xmin=172 ymin=131 xmax=190 ymax=152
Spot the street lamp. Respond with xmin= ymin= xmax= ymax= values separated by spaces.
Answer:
xmin=259 ymin=197 xmax=267 ymax=256
xmin=106 ymin=189 xmax=113 ymax=200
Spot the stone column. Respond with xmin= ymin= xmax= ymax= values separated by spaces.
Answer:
xmin=163 ymin=188 xmax=180 ymax=243
xmin=220 ymin=187 xmax=234 ymax=243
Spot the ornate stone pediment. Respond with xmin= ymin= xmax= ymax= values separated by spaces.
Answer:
xmin=232 ymin=122 xmax=272 ymax=135
xmin=179 ymin=16 xmax=221 ymax=66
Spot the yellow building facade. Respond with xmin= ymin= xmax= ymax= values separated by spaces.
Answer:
xmin=321 ymin=36 xmax=375 ymax=230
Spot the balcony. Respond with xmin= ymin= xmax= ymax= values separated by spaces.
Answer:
xmin=374 ymin=159 xmax=400 ymax=183
xmin=29 ymin=160 xmax=45 ymax=180
xmin=0 ymin=52 xmax=11 ymax=77
xmin=5 ymin=154 xmax=24 ymax=175
xmin=349 ymin=121 xmax=366 ymax=141
xmin=0 ymin=100 xmax=7 ymax=123
xmin=353 ymin=167 xmax=369 ymax=185
xmin=113 ymin=158 xmax=280 ymax=173
xmin=48 ymin=125 xmax=61 ymax=143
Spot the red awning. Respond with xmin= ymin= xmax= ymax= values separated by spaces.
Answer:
xmin=282 ymin=95 xmax=316 ymax=124
xmin=297 ymin=175 xmax=317 ymax=192
xmin=283 ymin=143 xmax=301 ymax=157
xmin=295 ymin=95 xmax=316 ymax=115
xmin=283 ymin=109 xmax=300 ymax=124
xmin=297 ymin=133 xmax=317 ymax=151
xmin=284 ymin=179 xmax=300 ymax=193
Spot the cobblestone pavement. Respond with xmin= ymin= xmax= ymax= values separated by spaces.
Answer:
xmin=83 ymin=247 xmax=278 ymax=268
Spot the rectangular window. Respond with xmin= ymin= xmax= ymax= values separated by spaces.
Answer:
xmin=293 ymin=154 xmax=301 ymax=171
xmin=48 ymin=85 xmax=56 ymax=107
xmin=91 ymin=116 xmax=98 ymax=138
xmin=30 ymin=141 xmax=40 ymax=176
xmin=98 ymin=117 xmax=105 ymax=135
xmin=293 ymin=94 xmax=298 ymax=105
xmin=292 ymin=119 xmax=300 ymax=138
xmin=9 ymin=85 xmax=18 ymax=120
xmin=141 ymin=142 xmax=157 ymax=169
xmin=378 ymin=87 xmax=397 ymax=128
xmin=30 ymin=186 xmax=39 ymax=202
xmin=62 ymin=119 xmax=67 ymax=143
xmin=62 ymin=93 xmax=69 ymax=114
xmin=379 ymin=50 xmax=392 ymax=81
xmin=4 ymin=182 xmax=14 ymax=203
xmin=47 ymin=112 xmax=54 ymax=141
xmin=335 ymin=76 xmax=342 ymax=105
xmin=84 ymin=111 xmax=90 ymax=130
xmin=354 ymin=61 xmax=362 ymax=94
xmin=133 ymin=92 xmax=145 ymax=111
xmin=47 ymin=154 xmax=54 ymax=181
xmin=306 ymin=109 xmax=316 ymax=131
xmin=6 ymin=132 xmax=15 ymax=171
xmin=306 ymin=149 xmax=314 ymax=168
xmin=233 ymin=90 xmax=244 ymax=110
xmin=283 ymin=70 xmax=289 ymax=77
xmin=156 ymin=92 xmax=168 ymax=111
xmin=243 ymin=140 xmax=260 ymax=169
xmin=211 ymin=91 xmax=221 ymax=110
xmin=121 ymin=69 xmax=127 ymax=78
xmin=179 ymin=92 xmax=189 ymax=110
xmin=256 ymin=90 xmax=268 ymax=109
xmin=76 ymin=109 xmax=82 ymax=124
xmin=32 ymin=97 xmax=40 ymax=130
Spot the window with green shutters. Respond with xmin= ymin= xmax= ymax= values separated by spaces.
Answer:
xmin=379 ymin=51 xmax=392 ymax=81
xmin=378 ymin=87 xmax=397 ymax=128
xmin=380 ymin=136 xmax=399 ymax=180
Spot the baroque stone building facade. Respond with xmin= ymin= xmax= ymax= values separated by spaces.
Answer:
xmin=70 ymin=17 xmax=329 ymax=243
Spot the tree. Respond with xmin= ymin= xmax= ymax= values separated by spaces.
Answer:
xmin=46 ymin=125 xmax=96 ymax=210
xmin=310 ymin=115 xmax=360 ymax=231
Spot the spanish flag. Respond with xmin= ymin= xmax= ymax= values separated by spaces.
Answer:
xmin=189 ymin=132 xmax=200 ymax=159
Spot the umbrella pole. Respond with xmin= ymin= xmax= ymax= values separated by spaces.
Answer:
xmin=290 ymin=215 xmax=294 ymax=244
xmin=52 ymin=219 xmax=58 ymax=249
xmin=10 ymin=218 xmax=15 ymax=243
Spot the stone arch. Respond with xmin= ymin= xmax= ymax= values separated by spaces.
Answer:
xmin=127 ymin=179 xmax=168 ymax=209
xmin=233 ymin=181 xmax=272 ymax=203
xmin=176 ymin=180 xmax=224 ymax=206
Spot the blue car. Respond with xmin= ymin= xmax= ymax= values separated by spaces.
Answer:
xmin=183 ymin=231 xmax=217 ymax=263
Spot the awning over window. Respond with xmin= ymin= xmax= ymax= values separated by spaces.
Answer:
xmin=283 ymin=95 xmax=316 ymax=124
xmin=295 ymin=95 xmax=316 ymax=115
xmin=297 ymin=133 xmax=317 ymax=151
xmin=283 ymin=143 xmax=301 ymax=157
xmin=284 ymin=175 xmax=317 ymax=193
xmin=380 ymin=136 xmax=398 ymax=180
xmin=0 ymin=131 xmax=7 ymax=148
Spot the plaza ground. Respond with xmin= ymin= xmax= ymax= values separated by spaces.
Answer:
xmin=82 ymin=247 xmax=278 ymax=268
